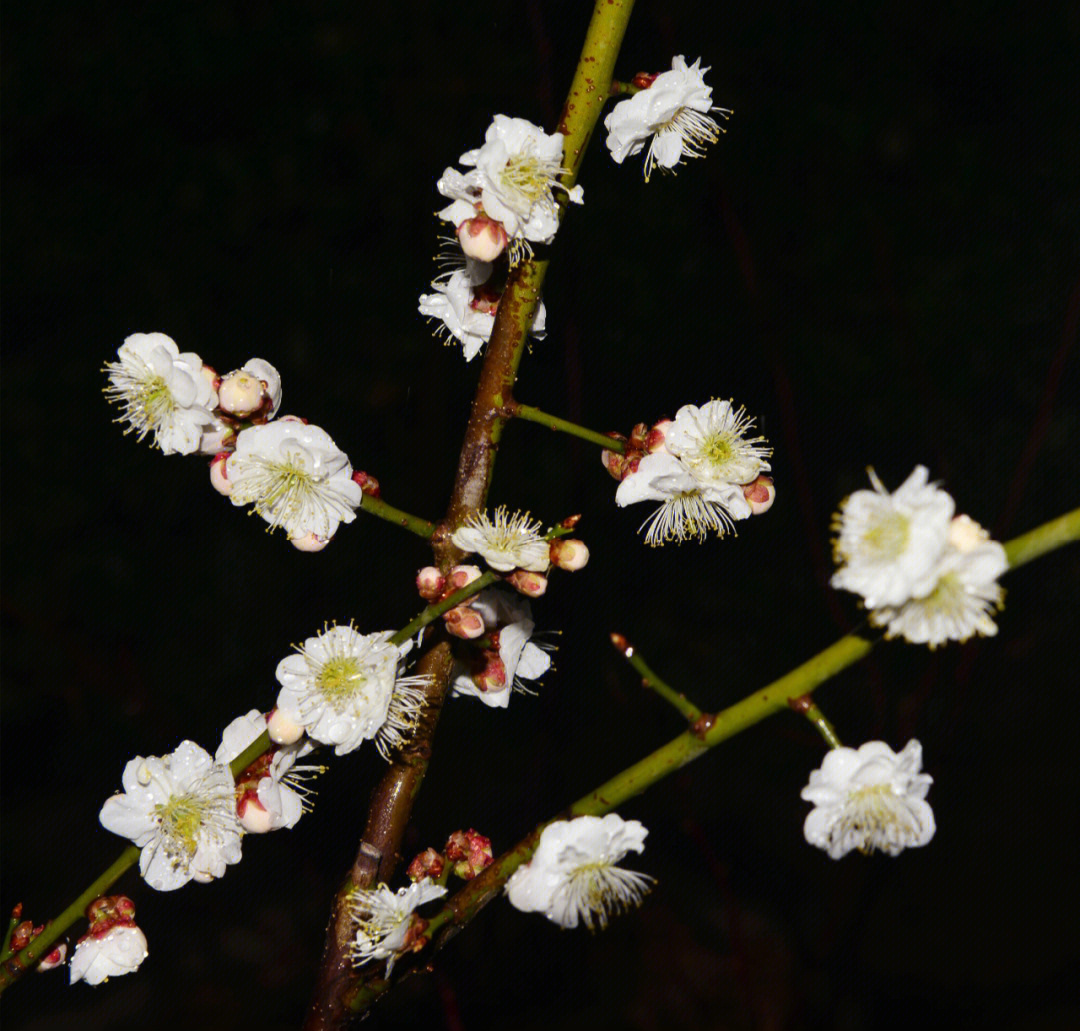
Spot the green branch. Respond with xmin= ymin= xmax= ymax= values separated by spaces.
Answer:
xmin=511 ymin=402 xmax=627 ymax=453
xmin=360 ymin=493 xmax=436 ymax=539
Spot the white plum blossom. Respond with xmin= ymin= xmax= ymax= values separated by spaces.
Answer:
xmin=419 ymin=264 xmax=547 ymax=362
xmin=69 ymin=925 xmax=149 ymax=986
xmin=274 ymin=623 xmax=427 ymax=758
xmin=604 ymin=56 xmax=731 ymax=180
xmin=616 ymin=451 xmax=750 ymax=545
xmin=506 ymin=814 xmax=654 ymax=931
xmin=225 ymin=420 xmax=363 ymax=543
xmin=801 ymin=740 xmax=935 ymax=859
xmin=830 ymin=466 xmax=955 ymax=610
xmin=348 ymin=879 xmax=447 ymax=973
xmin=216 ymin=710 xmax=322 ymax=833
xmin=868 ymin=515 xmax=1008 ymax=647
xmin=451 ymin=507 xmax=551 ymax=573
xmin=438 ymin=115 xmax=583 ymax=261
xmin=241 ymin=357 xmax=282 ymax=417
xmin=451 ymin=588 xmax=552 ymax=708
xmin=104 ymin=332 xmax=219 ymax=454
xmin=99 ymin=741 xmax=243 ymax=891
xmin=664 ymin=399 xmax=772 ymax=492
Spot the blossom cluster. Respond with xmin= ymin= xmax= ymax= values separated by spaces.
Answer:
xmin=604 ymin=56 xmax=731 ymax=181
xmin=105 ymin=332 xmax=365 ymax=549
xmin=603 ymin=399 xmax=774 ymax=545
xmin=830 ymin=466 xmax=1008 ymax=647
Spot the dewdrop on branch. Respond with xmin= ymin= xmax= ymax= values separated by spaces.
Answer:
xmin=801 ymin=740 xmax=935 ymax=859
xmin=505 ymin=814 xmax=654 ymax=931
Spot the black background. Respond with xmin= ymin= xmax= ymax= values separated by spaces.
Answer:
xmin=3 ymin=1 xmax=1078 ymax=1028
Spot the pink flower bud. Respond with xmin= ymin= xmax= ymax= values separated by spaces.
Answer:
xmin=507 ymin=570 xmax=548 ymax=598
xmin=457 ymin=214 xmax=509 ymax=262
xmin=444 ymin=604 xmax=486 ymax=639
xmin=473 ymin=654 xmax=508 ymax=692
xmin=290 ymin=531 xmax=330 ymax=552
xmin=416 ymin=566 xmax=446 ymax=601
xmin=407 ymin=848 xmax=445 ymax=882
xmin=447 ymin=564 xmax=483 ymax=590
xmin=742 ymin=475 xmax=775 ymax=515
xmin=632 ymin=71 xmax=659 ymax=89
xmin=268 ymin=707 xmax=305 ymax=746
xmin=218 ymin=370 xmax=264 ymax=418
xmin=352 ymin=470 xmax=381 ymax=497
xmin=549 ymin=538 xmax=589 ymax=571
xmin=37 ymin=942 xmax=67 ymax=972
xmin=237 ymin=791 xmax=274 ymax=834
xmin=445 ymin=829 xmax=493 ymax=880
xmin=210 ymin=453 xmax=232 ymax=496
xmin=646 ymin=419 xmax=672 ymax=452
xmin=601 ymin=447 xmax=629 ymax=481
xmin=627 ymin=422 xmax=650 ymax=451
xmin=200 ymin=363 xmax=221 ymax=395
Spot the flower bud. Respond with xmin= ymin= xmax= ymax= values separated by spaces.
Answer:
xmin=241 ymin=357 xmax=282 ymax=418
xmin=218 ymin=370 xmax=265 ymax=418
xmin=210 ymin=452 xmax=232 ymax=496
xmin=290 ymin=531 xmax=330 ymax=552
xmin=742 ymin=475 xmax=775 ymax=515
xmin=444 ymin=604 xmax=486 ymax=639
xmin=416 ymin=566 xmax=446 ymax=601
xmin=948 ymin=514 xmax=989 ymax=552
xmin=351 ymin=470 xmax=381 ymax=497
xmin=601 ymin=447 xmax=630 ymax=481
xmin=237 ymin=791 xmax=274 ymax=834
xmin=445 ymin=829 xmax=493 ymax=880
xmin=38 ymin=943 xmax=67 ymax=972
xmin=549 ymin=538 xmax=589 ymax=571
xmin=457 ymin=214 xmax=509 ymax=262
xmin=407 ymin=848 xmax=445 ymax=882
xmin=627 ymin=422 xmax=650 ymax=452
xmin=646 ymin=419 xmax=672 ymax=452
xmin=473 ymin=654 xmax=508 ymax=693
xmin=506 ymin=569 xmax=548 ymax=598
xmin=447 ymin=564 xmax=483 ymax=590
xmin=200 ymin=363 xmax=221 ymax=398
xmin=632 ymin=71 xmax=659 ymax=89
xmin=268 ymin=707 xmax=305 ymax=746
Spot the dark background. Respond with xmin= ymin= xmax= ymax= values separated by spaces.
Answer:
xmin=3 ymin=1 xmax=1078 ymax=1028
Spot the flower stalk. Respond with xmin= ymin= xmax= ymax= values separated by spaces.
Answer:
xmin=359 ymin=493 xmax=436 ymax=539
xmin=610 ymin=632 xmax=703 ymax=721
xmin=788 ymin=694 xmax=843 ymax=749
xmin=510 ymin=401 xmax=628 ymax=452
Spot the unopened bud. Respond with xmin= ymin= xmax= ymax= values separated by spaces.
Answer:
xmin=473 ymin=654 xmax=508 ymax=693
xmin=627 ymin=422 xmax=650 ymax=452
xmin=632 ymin=71 xmax=659 ymax=89
xmin=237 ymin=791 xmax=274 ymax=834
xmin=646 ymin=419 xmax=672 ymax=452
xmin=447 ymin=564 xmax=483 ymax=590
xmin=200 ymin=363 xmax=221 ymax=396
xmin=457 ymin=215 xmax=509 ymax=262
xmin=210 ymin=452 xmax=232 ymax=495
xmin=742 ymin=475 xmax=775 ymax=515
xmin=445 ymin=829 xmax=493 ymax=880
xmin=444 ymin=604 xmax=486 ymax=639
xmin=218 ymin=370 xmax=265 ymax=418
xmin=416 ymin=566 xmax=446 ymax=601
xmin=601 ymin=447 xmax=629 ymax=480
xmin=506 ymin=570 xmax=548 ymax=598
xmin=268 ymin=707 xmax=305 ymax=746
xmin=351 ymin=470 xmax=381 ymax=497
xmin=290 ymin=531 xmax=330 ymax=552
xmin=38 ymin=942 xmax=67 ymax=972
xmin=549 ymin=538 xmax=589 ymax=571
xmin=948 ymin=514 xmax=989 ymax=552
xmin=407 ymin=848 xmax=445 ymax=882
xmin=241 ymin=357 xmax=282 ymax=418
xmin=278 ymin=414 xmax=307 ymax=424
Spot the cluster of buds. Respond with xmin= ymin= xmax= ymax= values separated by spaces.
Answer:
xmin=7 ymin=904 xmax=66 ymax=973
xmin=406 ymin=829 xmax=494 ymax=885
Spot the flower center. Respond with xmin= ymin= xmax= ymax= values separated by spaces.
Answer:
xmin=316 ymin=655 xmax=367 ymax=706
xmin=699 ymin=431 xmax=734 ymax=468
xmin=500 ymin=153 xmax=559 ymax=206
xmin=862 ymin=512 xmax=910 ymax=560
xmin=155 ymin=790 xmax=221 ymax=861
xmin=840 ymin=784 xmax=918 ymax=852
